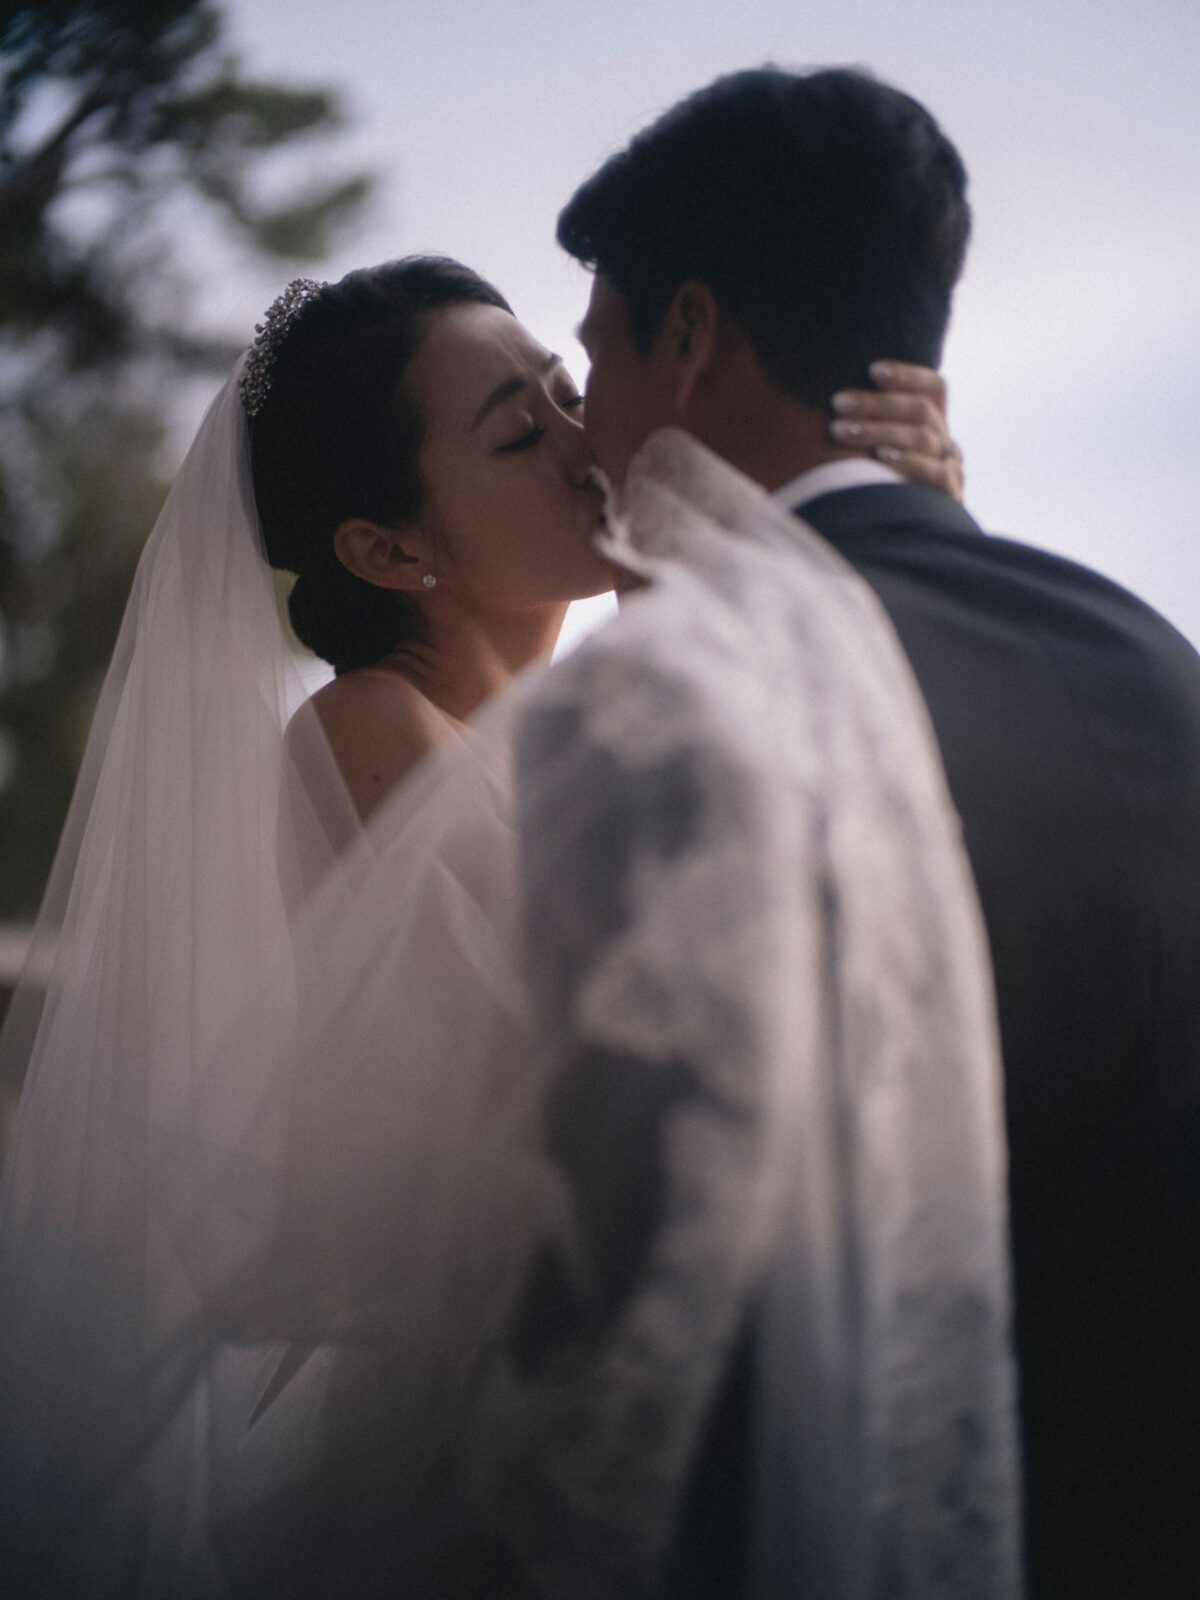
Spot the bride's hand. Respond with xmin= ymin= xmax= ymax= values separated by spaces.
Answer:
xmin=828 ymin=360 xmax=964 ymax=500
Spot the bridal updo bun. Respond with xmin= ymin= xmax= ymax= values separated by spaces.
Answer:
xmin=248 ymin=257 xmax=512 ymax=674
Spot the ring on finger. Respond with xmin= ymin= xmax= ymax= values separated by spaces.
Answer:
xmin=938 ymin=438 xmax=963 ymax=461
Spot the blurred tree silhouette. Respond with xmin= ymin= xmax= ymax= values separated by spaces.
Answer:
xmin=0 ymin=0 xmax=372 ymax=918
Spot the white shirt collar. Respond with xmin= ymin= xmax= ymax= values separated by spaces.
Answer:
xmin=772 ymin=457 xmax=903 ymax=512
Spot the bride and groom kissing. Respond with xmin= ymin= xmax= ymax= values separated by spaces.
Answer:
xmin=4 ymin=61 xmax=1199 ymax=1600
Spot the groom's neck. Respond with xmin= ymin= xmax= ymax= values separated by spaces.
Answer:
xmin=683 ymin=362 xmax=866 ymax=496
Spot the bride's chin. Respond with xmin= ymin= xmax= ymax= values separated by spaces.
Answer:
xmin=584 ymin=548 xmax=622 ymax=597
xmin=580 ymin=577 xmax=618 ymax=600
xmin=558 ymin=569 xmax=617 ymax=604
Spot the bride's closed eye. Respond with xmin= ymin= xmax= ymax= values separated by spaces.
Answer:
xmin=496 ymin=425 xmax=547 ymax=454
xmin=496 ymin=393 xmax=584 ymax=453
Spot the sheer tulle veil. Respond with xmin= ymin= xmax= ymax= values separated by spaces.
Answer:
xmin=0 ymin=362 xmax=341 ymax=1594
xmin=0 ymin=355 xmax=555 ymax=1597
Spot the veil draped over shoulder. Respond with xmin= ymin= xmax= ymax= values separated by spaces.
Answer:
xmin=474 ymin=434 xmax=1024 ymax=1597
xmin=0 ymin=362 xmax=1022 ymax=1598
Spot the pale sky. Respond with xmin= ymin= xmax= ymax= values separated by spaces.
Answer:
xmin=200 ymin=0 xmax=1199 ymax=648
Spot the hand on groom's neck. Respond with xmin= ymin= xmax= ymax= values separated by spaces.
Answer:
xmin=670 ymin=313 xmax=864 ymax=496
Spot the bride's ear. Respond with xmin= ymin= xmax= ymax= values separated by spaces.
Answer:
xmin=333 ymin=518 xmax=426 ymax=592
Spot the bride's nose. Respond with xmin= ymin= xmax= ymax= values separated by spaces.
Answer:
xmin=554 ymin=407 xmax=596 ymax=487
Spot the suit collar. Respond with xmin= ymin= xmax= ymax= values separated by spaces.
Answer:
xmin=798 ymin=481 xmax=985 ymax=541
xmin=773 ymin=456 xmax=904 ymax=510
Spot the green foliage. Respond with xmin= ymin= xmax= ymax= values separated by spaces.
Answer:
xmin=0 ymin=0 xmax=373 ymax=918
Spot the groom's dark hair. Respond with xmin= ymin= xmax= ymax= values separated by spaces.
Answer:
xmin=558 ymin=66 xmax=970 ymax=404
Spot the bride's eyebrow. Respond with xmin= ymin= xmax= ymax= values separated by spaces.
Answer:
xmin=469 ymin=352 xmax=563 ymax=431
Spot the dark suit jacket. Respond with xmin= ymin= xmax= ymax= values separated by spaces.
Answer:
xmin=666 ymin=482 xmax=1200 ymax=1599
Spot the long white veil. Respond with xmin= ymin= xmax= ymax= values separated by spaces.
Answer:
xmin=0 ymin=364 xmax=343 ymax=1596
xmin=0 ymin=358 xmax=560 ymax=1599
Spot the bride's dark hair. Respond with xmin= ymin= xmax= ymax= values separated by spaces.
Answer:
xmin=249 ymin=257 xmax=512 ymax=674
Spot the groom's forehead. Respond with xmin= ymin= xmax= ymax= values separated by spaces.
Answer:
xmin=576 ymin=275 xmax=630 ymax=354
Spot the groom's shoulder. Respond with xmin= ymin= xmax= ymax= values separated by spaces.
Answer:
xmin=806 ymin=483 xmax=1200 ymax=684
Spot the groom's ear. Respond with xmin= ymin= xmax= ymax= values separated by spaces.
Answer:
xmin=333 ymin=518 xmax=425 ymax=592
xmin=661 ymin=280 xmax=719 ymax=410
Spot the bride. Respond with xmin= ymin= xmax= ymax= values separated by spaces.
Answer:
xmin=0 ymin=255 xmax=995 ymax=1598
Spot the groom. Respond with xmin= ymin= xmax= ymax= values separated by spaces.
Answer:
xmin=504 ymin=67 xmax=1200 ymax=1599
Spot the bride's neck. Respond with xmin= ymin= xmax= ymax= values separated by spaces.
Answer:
xmin=383 ymin=600 xmax=569 ymax=722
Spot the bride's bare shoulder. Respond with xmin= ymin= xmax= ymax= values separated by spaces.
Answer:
xmin=287 ymin=668 xmax=453 ymax=823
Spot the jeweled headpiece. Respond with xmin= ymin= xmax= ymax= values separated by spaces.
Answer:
xmin=239 ymin=278 xmax=329 ymax=419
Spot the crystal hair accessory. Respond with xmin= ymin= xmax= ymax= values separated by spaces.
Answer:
xmin=239 ymin=278 xmax=329 ymax=419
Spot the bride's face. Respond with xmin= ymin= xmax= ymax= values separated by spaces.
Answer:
xmin=403 ymin=302 xmax=613 ymax=609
